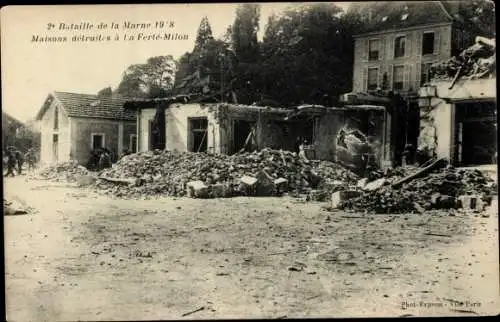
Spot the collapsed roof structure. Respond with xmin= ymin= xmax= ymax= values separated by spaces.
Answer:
xmin=430 ymin=36 xmax=496 ymax=89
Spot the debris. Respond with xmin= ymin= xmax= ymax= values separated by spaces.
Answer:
xmin=240 ymin=175 xmax=258 ymax=186
xmin=431 ymin=36 xmax=496 ymax=83
xmin=331 ymin=190 xmax=362 ymax=209
xmin=364 ymin=178 xmax=387 ymax=191
xmin=91 ymin=148 xmax=358 ymax=199
xmin=339 ymin=163 xmax=495 ymax=214
xmin=181 ymin=306 xmax=205 ymax=317
xmin=391 ymin=158 xmax=448 ymax=189
xmin=34 ymin=161 xmax=90 ymax=183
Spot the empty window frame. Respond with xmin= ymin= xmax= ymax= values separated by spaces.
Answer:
xmin=422 ymin=32 xmax=435 ymax=55
xmin=367 ymin=67 xmax=379 ymax=90
xmin=393 ymin=65 xmax=405 ymax=90
xmin=394 ymin=35 xmax=406 ymax=58
xmin=91 ymin=133 xmax=105 ymax=150
xmin=188 ymin=117 xmax=208 ymax=153
xmin=368 ymin=39 xmax=380 ymax=61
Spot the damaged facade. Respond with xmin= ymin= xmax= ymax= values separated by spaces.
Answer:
xmin=127 ymin=99 xmax=394 ymax=173
xmin=350 ymin=1 xmax=482 ymax=165
xmin=418 ymin=37 xmax=496 ymax=166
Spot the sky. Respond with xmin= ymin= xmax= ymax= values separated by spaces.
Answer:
xmin=1 ymin=3 xmax=351 ymax=122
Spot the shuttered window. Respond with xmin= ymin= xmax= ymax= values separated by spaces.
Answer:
xmin=368 ymin=39 xmax=380 ymax=61
xmin=393 ymin=65 xmax=405 ymax=90
xmin=394 ymin=36 xmax=406 ymax=58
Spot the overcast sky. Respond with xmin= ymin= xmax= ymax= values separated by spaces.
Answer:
xmin=1 ymin=3 xmax=351 ymax=122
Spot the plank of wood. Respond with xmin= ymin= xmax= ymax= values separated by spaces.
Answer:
xmin=391 ymin=158 xmax=448 ymax=189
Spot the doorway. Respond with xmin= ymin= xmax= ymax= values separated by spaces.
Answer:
xmin=188 ymin=117 xmax=208 ymax=152
xmin=233 ymin=120 xmax=256 ymax=153
xmin=454 ymin=101 xmax=497 ymax=166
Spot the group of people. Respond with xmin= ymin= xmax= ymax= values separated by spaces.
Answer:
xmin=3 ymin=147 xmax=37 ymax=177
xmin=86 ymin=148 xmax=133 ymax=172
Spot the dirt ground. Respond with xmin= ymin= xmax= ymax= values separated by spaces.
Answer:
xmin=4 ymin=175 xmax=499 ymax=320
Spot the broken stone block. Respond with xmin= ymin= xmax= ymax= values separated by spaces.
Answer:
xmin=256 ymin=170 xmax=276 ymax=196
xmin=274 ymin=178 xmax=289 ymax=194
xmin=457 ymin=195 xmax=486 ymax=211
xmin=357 ymin=178 xmax=369 ymax=189
xmin=331 ymin=190 xmax=362 ymax=209
xmin=240 ymin=175 xmax=258 ymax=187
xmin=364 ymin=178 xmax=387 ymax=191
xmin=274 ymin=178 xmax=288 ymax=186
xmin=310 ymin=189 xmax=329 ymax=202
xmin=186 ymin=180 xmax=209 ymax=198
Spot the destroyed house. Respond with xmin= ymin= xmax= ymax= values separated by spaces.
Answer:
xmin=126 ymin=98 xmax=395 ymax=170
xmin=347 ymin=1 xmax=482 ymax=167
xmin=417 ymin=37 xmax=496 ymax=167
xmin=35 ymin=91 xmax=137 ymax=165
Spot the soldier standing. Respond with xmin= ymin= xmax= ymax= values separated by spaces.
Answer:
xmin=5 ymin=149 xmax=17 ymax=177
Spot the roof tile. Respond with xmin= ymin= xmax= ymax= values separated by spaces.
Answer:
xmin=53 ymin=91 xmax=137 ymax=121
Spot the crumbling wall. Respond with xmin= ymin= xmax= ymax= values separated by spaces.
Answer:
xmin=138 ymin=108 xmax=156 ymax=152
xmin=165 ymin=103 xmax=220 ymax=153
xmin=314 ymin=113 xmax=343 ymax=161
xmin=418 ymin=97 xmax=452 ymax=160
xmin=260 ymin=119 xmax=291 ymax=151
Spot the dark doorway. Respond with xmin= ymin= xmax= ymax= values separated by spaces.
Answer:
xmin=52 ymin=134 xmax=59 ymax=162
xmin=189 ymin=117 xmax=208 ymax=152
xmin=233 ymin=120 xmax=255 ymax=153
xmin=455 ymin=101 xmax=497 ymax=166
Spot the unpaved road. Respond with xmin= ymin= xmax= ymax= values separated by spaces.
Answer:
xmin=4 ymin=176 xmax=499 ymax=320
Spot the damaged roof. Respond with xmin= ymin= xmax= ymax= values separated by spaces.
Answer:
xmin=36 ymin=91 xmax=137 ymax=121
xmin=356 ymin=1 xmax=454 ymax=36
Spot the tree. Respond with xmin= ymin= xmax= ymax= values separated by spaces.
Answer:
xmin=231 ymin=4 xmax=261 ymax=63
xmin=116 ymin=55 xmax=176 ymax=98
xmin=259 ymin=3 xmax=353 ymax=106
xmin=194 ymin=16 xmax=214 ymax=52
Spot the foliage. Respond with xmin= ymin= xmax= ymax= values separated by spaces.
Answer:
xmin=258 ymin=3 xmax=355 ymax=106
xmin=116 ymin=55 xmax=176 ymax=98
xmin=97 ymin=86 xmax=113 ymax=97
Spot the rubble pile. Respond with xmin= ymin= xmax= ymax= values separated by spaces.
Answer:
xmin=339 ymin=166 xmax=496 ymax=214
xmin=94 ymin=148 xmax=358 ymax=198
xmin=431 ymin=36 xmax=496 ymax=82
xmin=35 ymin=161 xmax=90 ymax=183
